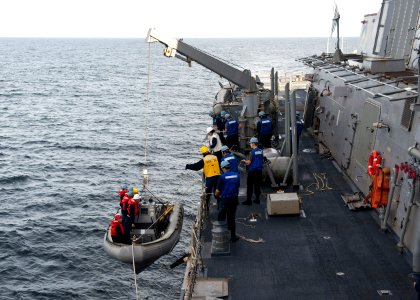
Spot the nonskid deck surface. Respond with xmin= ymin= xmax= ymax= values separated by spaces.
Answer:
xmin=199 ymin=132 xmax=416 ymax=299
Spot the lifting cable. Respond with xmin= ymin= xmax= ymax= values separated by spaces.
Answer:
xmin=132 ymin=242 xmax=140 ymax=300
xmin=130 ymin=39 xmax=153 ymax=300
xmin=142 ymin=43 xmax=152 ymax=188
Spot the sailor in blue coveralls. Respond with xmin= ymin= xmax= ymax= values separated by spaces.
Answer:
xmin=242 ymin=137 xmax=264 ymax=205
xmin=215 ymin=160 xmax=240 ymax=242
xmin=216 ymin=111 xmax=227 ymax=145
xmin=257 ymin=111 xmax=273 ymax=148
xmin=224 ymin=113 xmax=239 ymax=149
xmin=220 ymin=145 xmax=238 ymax=173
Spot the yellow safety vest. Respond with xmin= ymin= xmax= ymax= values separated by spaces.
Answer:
xmin=203 ymin=154 xmax=220 ymax=178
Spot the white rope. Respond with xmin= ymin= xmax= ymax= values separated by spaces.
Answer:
xmin=301 ymin=172 xmax=333 ymax=196
xmin=142 ymin=43 xmax=152 ymax=188
xmin=132 ymin=242 xmax=140 ymax=300
xmin=144 ymin=43 xmax=151 ymax=168
xmin=236 ymin=234 xmax=265 ymax=243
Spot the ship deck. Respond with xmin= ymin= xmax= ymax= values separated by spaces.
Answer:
xmin=195 ymin=132 xmax=417 ymax=299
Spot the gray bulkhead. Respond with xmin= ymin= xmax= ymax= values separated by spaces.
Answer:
xmin=303 ymin=0 xmax=420 ymax=267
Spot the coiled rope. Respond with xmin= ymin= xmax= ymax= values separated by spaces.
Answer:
xmin=302 ymin=172 xmax=333 ymax=196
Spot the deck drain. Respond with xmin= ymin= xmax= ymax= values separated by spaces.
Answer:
xmin=323 ymin=236 xmax=331 ymax=240
xmin=377 ymin=290 xmax=392 ymax=296
xmin=336 ymin=272 xmax=345 ymax=276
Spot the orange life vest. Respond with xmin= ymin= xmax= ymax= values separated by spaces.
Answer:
xmin=365 ymin=168 xmax=390 ymax=208
xmin=118 ymin=189 xmax=127 ymax=201
xmin=110 ymin=219 xmax=124 ymax=236
xmin=128 ymin=198 xmax=139 ymax=217
xmin=367 ymin=150 xmax=382 ymax=176
xmin=120 ymin=195 xmax=131 ymax=211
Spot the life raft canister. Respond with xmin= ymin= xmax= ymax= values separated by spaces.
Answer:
xmin=368 ymin=150 xmax=382 ymax=176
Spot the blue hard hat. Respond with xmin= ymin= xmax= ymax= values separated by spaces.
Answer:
xmin=127 ymin=191 xmax=134 ymax=197
xmin=221 ymin=145 xmax=229 ymax=152
xmin=221 ymin=111 xmax=226 ymax=116
xmin=225 ymin=113 xmax=230 ymax=119
xmin=220 ymin=160 xmax=231 ymax=169
xmin=250 ymin=137 xmax=258 ymax=143
xmin=258 ymin=111 xmax=265 ymax=117
xmin=121 ymin=184 xmax=128 ymax=190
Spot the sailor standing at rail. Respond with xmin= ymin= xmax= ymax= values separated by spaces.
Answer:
xmin=215 ymin=160 xmax=240 ymax=242
xmin=206 ymin=127 xmax=223 ymax=165
xmin=220 ymin=145 xmax=238 ymax=172
xmin=257 ymin=111 xmax=273 ymax=148
xmin=242 ymin=137 xmax=263 ymax=205
xmin=224 ymin=113 xmax=239 ymax=149
xmin=185 ymin=146 xmax=221 ymax=211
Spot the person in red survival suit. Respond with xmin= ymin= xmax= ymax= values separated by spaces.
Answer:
xmin=118 ymin=184 xmax=128 ymax=201
xmin=121 ymin=190 xmax=134 ymax=243
xmin=110 ymin=214 xmax=125 ymax=243
xmin=120 ymin=190 xmax=132 ymax=221
xmin=128 ymin=193 xmax=140 ymax=226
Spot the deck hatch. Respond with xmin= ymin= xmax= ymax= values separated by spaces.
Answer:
xmin=400 ymin=98 xmax=415 ymax=131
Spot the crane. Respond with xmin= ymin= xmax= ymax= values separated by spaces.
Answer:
xmin=146 ymin=28 xmax=257 ymax=93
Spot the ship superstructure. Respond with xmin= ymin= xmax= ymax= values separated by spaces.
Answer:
xmin=299 ymin=0 xmax=420 ymax=271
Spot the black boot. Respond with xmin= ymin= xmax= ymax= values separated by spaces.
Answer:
xmin=241 ymin=200 xmax=252 ymax=205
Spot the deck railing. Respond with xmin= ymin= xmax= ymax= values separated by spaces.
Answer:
xmin=180 ymin=188 xmax=206 ymax=299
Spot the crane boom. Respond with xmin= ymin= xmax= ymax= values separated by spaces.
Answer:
xmin=146 ymin=28 xmax=257 ymax=92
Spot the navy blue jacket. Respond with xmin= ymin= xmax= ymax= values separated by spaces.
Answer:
xmin=221 ymin=153 xmax=238 ymax=172
xmin=226 ymin=119 xmax=239 ymax=136
xmin=257 ymin=117 xmax=273 ymax=136
xmin=217 ymin=170 xmax=240 ymax=199
xmin=248 ymin=148 xmax=263 ymax=171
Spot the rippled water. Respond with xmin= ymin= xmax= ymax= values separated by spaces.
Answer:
xmin=0 ymin=37 xmax=357 ymax=299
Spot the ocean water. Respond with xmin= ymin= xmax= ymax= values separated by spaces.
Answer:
xmin=0 ymin=37 xmax=357 ymax=299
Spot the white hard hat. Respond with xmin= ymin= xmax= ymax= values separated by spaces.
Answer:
xmin=133 ymin=194 xmax=140 ymax=200
xmin=206 ymin=127 xmax=214 ymax=134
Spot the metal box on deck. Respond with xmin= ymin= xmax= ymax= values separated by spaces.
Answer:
xmin=267 ymin=193 xmax=300 ymax=215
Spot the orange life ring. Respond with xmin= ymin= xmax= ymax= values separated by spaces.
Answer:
xmin=368 ymin=150 xmax=382 ymax=176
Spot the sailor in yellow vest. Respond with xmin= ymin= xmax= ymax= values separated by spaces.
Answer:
xmin=185 ymin=146 xmax=221 ymax=211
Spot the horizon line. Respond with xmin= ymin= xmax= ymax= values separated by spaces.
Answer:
xmin=0 ymin=36 xmax=360 ymax=39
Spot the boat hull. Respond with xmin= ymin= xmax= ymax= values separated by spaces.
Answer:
xmin=104 ymin=203 xmax=183 ymax=271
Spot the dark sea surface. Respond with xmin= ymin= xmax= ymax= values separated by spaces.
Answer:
xmin=0 ymin=37 xmax=357 ymax=299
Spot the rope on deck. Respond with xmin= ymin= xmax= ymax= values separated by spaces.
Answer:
xmin=237 ymin=234 xmax=265 ymax=243
xmin=302 ymin=172 xmax=333 ymax=196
